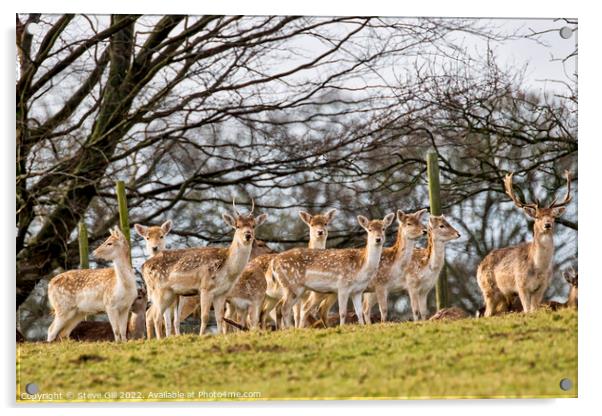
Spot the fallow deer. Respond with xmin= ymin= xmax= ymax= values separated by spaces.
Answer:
xmin=477 ymin=171 xmax=572 ymax=316
xmin=174 ymin=239 xmax=277 ymax=330
xmin=47 ymin=227 xmax=137 ymax=342
xmin=133 ymin=220 xmax=175 ymax=338
xmin=564 ymin=269 xmax=578 ymax=309
xmin=405 ymin=215 xmax=461 ymax=320
xmin=141 ymin=199 xmax=267 ymax=336
xmin=263 ymin=209 xmax=338 ymax=329
xmin=361 ymin=209 xmax=428 ymax=323
xmin=273 ymin=213 xmax=395 ymax=327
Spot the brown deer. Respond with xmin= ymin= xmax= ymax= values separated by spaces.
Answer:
xmin=548 ymin=268 xmax=578 ymax=310
xmin=133 ymin=220 xmax=175 ymax=338
xmin=361 ymin=209 xmax=428 ymax=323
xmin=174 ymin=239 xmax=277 ymax=330
xmin=273 ymin=213 xmax=395 ymax=327
xmin=477 ymin=171 xmax=572 ymax=316
xmin=47 ymin=227 xmax=137 ymax=342
xmin=262 ymin=209 xmax=337 ymax=328
xmin=405 ymin=215 xmax=461 ymax=320
xmin=141 ymin=199 xmax=267 ymax=336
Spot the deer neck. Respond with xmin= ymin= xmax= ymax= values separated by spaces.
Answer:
xmin=425 ymin=231 xmax=446 ymax=273
xmin=531 ymin=228 xmax=554 ymax=271
xmin=391 ymin=228 xmax=415 ymax=272
xmin=362 ymin=239 xmax=384 ymax=275
xmin=225 ymin=238 xmax=253 ymax=277
xmin=112 ymin=253 xmax=136 ymax=289
xmin=128 ymin=308 xmax=145 ymax=339
xmin=308 ymin=236 xmax=326 ymax=249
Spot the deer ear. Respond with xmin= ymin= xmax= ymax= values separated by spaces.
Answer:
xmin=357 ymin=215 xmax=369 ymax=230
xmin=298 ymin=211 xmax=312 ymax=225
xmin=551 ymin=207 xmax=566 ymax=217
xmin=325 ymin=208 xmax=337 ymax=224
xmin=113 ymin=226 xmax=125 ymax=240
xmin=134 ymin=223 xmax=147 ymax=237
xmin=254 ymin=213 xmax=268 ymax=227
xmin=523 ymin=207 xmax=537 ymax=218
xmin=161 ymin=219 xmax=173 ymax=234
xmin=396 ymin=210 xmax=405 ymax=223
xmin=222 ymin=213 xmax=237 ymax=229
xmin=383 ymin=213 xmax=395 ymax=228
xmin=415 ymin=208 xmax=428 ymax=219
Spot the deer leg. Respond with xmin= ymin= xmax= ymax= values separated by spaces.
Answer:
xmin=281 ymin=288 xmax=301 ymax=329
xmin=318 ymin=294 xmax=336 ymax=327
xmin=145 ymin=306 xmax=155 ymax=339
xmin=351 ymin=292 xmax=365 ymax=325
xmin=418 ymin=291 xmax=429 ymax=320
xmin=293 ymin=301 xmax=302 ymax=328
xmin=337 ymin=288 xmax=351 ymax=325
xmin=57 ymin=312 xmax=85 ymax=340
xmin=173 ymin=297 xmax=181 ymax=336
xmin=106 ymin=307 xmax=122 ymax=341
xmin=249 ymin=302 xmax=261 ymax=331
xmin=47 ymin=314 xmax=67 ymax=342
xmin=375 ymin=286 xmax=389 ymax=323
xmin=408 ymin=289 xmax=420 ymax=321
xmin=117 ymin=308 xmax=130 ymax=341
xmin=517 ymin=286 xmax=531 ymax=313
xmin=163 ymin=307 xmax=173 ymax=337
xmin=363 ymin=293 xmax=375 ymax=324
xmin=213 ymin=295 xmax=227 ymax=335
xmin=199 ymin=289 xmax=213 ymax=336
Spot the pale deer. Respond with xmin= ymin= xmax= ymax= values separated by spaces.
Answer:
xmin=133 ymin=220 xmax=176 ymax=338
xmin=47 ymin=227 xmax=137 ymax=342
xmin=477 ymin=171 xmax=572 ymax=316
xmin=273 ymin=213 xmax=395 ymax=327
xmin=141 ymin=199 xmax=267 ymax=336
xmin=263 ymin=209 xmax=338 ymax=329
xmin=405 ymin=215 xmax=461 ymax=321
xmin=362 ymin=209 xmax=428 ymax=323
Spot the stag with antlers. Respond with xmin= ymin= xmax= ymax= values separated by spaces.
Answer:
xmin=142 ymin=198 xmax=267 ymax=336
xmin=477 ymin=171 xmax=573 ymax=316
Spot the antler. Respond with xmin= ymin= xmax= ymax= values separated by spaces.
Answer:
xmin=249 ymin=198 xmax=255 ymax=216
xmin=548 ymin=170 xmax=573 ymax=209
xmin=503 ymin=172 xmax=538 ymax=210
xmin=232 ymin=197 xmax=242 ymax=217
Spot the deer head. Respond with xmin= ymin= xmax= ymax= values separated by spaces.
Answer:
xmin=299 ymin=208 xmax=337 ymax=246
xmin=504 ymin=170 xmax=572 ymax=235
xmin=397 ymin=209 xmax=428 ymax=240
xmin=222 ymin=198 xmax=268 ymax=247
xmin=134 ymin=220 xmax=172 ymax=256
xmin=563 ymin=268 xmax=578 ymax=288
xmin=357 ymin=213 xmax=395 ymax=247
xmin=93 ymin=227 xmax=129 ymax=261
xmin=429 ymin=215 xmax=461 ymax=242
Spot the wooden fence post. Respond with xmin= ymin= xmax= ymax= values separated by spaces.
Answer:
xmin=78 ymin=221 xmax=89 ymax=269
xmin=426 ymin=151 xmax=448 ymax=309
xmin=115 ymin=180 xmax=131 ymax=262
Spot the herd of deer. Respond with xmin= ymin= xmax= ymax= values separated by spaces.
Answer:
xmin=45 ymin=171 xmax=576 ymax=342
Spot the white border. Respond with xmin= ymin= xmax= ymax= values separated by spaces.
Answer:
xmin=3 ymin=1 xmax=599 ymax=415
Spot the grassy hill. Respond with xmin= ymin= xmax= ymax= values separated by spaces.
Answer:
xmin=17 ymin=308 xmax=577 ymax=402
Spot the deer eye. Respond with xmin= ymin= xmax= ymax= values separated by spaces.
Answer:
xmin=107 ymin=243 xmax=113 ymax=246
xmin=160 ymin=235 xmax=164 ymax=239
xmin=439 ymin=225 xmax=445 ymax=229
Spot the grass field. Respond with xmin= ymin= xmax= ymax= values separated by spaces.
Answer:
xmin=16 ymin=308 xmax=577 ymax=402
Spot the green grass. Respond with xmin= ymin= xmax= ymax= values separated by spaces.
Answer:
xmin=17 ymin=308 xmax=577 ymax=402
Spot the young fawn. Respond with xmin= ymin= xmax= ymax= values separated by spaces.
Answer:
xmin=273 ymin=213 xmax=395 ymax=327
xmin=141 ymin=199 xmax=267 ymax=336
xmin=47 ymin=227 xmax=137 ymax=342
xmin=362 ymin=209 xmax=428 ymax=323
xmin=477 ymin=171 xmax=572 ymax=316
xmin=224 ymin=209 xmax=336 ymax=331
xmin=405 ymin=215 xmax=461 ymax=321
xmin=133 ymin=220 xmax=175 ymax=338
